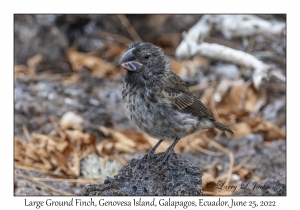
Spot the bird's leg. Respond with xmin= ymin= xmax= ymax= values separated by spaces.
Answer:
xmin=134 ymin=139 xmax=164 ymax=169
xmin=156 ymin=137 xmax=181 ymax=169
xmin=146 ymin=139 xmax=163 ymax=160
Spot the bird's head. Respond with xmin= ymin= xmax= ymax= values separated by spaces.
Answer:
xmin=118 ymin=42 xmax=168 ymax=83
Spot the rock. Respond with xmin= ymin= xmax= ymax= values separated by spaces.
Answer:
xmin=83 ymin=153 xmax=203 ymax=196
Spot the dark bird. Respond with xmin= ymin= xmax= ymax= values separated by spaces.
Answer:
xmin=119 ymin=42 xmax=234 ymax=168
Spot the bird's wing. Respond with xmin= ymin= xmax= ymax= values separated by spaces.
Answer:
xmin=186 ymin=96 xmax=213 ymax=118
xmin=163 ymin=88 xmax=194 ymax=109
xmin=162 ymin=74 xmax=213 ymax=118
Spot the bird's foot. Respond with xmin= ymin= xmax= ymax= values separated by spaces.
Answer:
xmin=146 ymin=151 xmax=155 ymax=161
xmin=155 ymin=150 xmax=174 ymax=171
xmin=134 ymin=156 xmax=146 ymax=170
xmin=134 ymin=151 xmax=155 ymax=170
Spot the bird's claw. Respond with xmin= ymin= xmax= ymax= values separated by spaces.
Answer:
xmin=155 ymin=151 xmax=173 ymax=172
xmin=146 ymin=151 xmax=155 ymax=161
xmin=134 ymin=151 xmax=155 ymax=170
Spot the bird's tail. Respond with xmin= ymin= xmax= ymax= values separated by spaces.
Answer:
xmin=213 ymin=121 xmax=234 ymax=134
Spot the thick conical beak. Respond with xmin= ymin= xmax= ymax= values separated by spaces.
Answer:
xmin=118 ymin=48 xmax=143 ymax=71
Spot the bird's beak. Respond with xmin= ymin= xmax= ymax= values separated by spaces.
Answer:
xmin=118 ymin=48 xmax=143 ymax=71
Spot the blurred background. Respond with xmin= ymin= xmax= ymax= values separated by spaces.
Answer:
xmin=14 ymin=14 xmax=286 ymax=196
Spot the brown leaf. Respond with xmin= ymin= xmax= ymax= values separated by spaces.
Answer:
xmin=68 ymin=48 xmax=115 ymax=78
xmin=52 ymin=149 xmax=68 ymax=168
xmin=235 ymin=168 xmax=252 ymax=180
xmin=204 ymin=80 xmax=266 ymax=118
xmin=25 ymin=144 xmax=40 ymax=161
xmin=199 ymin=79 xmax=282 ymax=140
xmin=102 ymin=141 xmax=115 ymax=155
xmin=230 ymin=122 xmax=252 ymax=138
xmin=105 ymin=43 xmax=126 ymax=59
xmin=99 ymin=126 xmax=137 ymax=148
xmin=14 ymin=64 xmax=28 ymax=75
xmin=115 ymin=142 xmax=134 ymax=153
xmin=170 ymin=60 xmax=187 ymax=76
xmin=36 ymin=152 xmax=52 ymax=170
xmin=56 ymin=141 xmax=69 ymax=153
xmin=62 ymin=74 xmax=80 ymax=86
xmin=15 ymin=119 xmax=99 ymax=177
xmin=67 ymin=152 xmax=80 ymax=177
xmin=170 ymin=56 xmax=208 ymax=77
xmin=253 ymin=120 xmax=286 ymax=141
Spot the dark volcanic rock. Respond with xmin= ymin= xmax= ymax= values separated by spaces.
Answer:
xmin=83 ymin=153 xmax=203 ymax=196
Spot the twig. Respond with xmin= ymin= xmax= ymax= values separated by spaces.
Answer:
xmin=117 ymin=14 xmax=142 ymax=42
xmin=49 ymin=115 xmax=66 ymax=139
xmin=16 ymin=164 xmax=103 ymax=184
xmin=193 ymin=145 xmax=223 ymax=156
xmin=238 ymin=82 xmax=252 ymax=110
xmin=98 ymin=31 xmax=133 ymax=46
xmin=15 ymin=164 xmax=61 ymax=177
xmin=209 ymin=92 xmax=231 ymax=126
xmin=209 ymin=95 xmax=222 ymax=123
xmin=22 ymin=125 xmax=32 ymax=141
xmin=232 ymin=156 xmax=251 ymax=171
xmin=246 ymin=36 xmax=255 ymax=54
xmin=188 ymin=82 xmax=216 ymax=92
xmin=31 ymin=177 xmax=103 ymax=184
xmin=203 ymin=133 xmax=234 ymax=187
xmin=216 ymin=156 xmax=251 ymax=181
xmin=203 ymin=190 xmax=232 ymax=196
xmin=188 ymin=84 xmax=204 ymax=92
xmin=212 ymin=142 xmax=234 ymax=187
xmin=15 ymin=172 xmax=76 ymax=196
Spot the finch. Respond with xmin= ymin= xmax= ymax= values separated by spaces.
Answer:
xmin=119 ymin=42 xmax=234 ymax=168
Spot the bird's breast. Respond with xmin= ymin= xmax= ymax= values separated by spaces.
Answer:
xmin=122 ymin=82 xmax=200 ymax=140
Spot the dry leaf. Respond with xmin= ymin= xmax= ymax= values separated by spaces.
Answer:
xmin=105 ymin=43 xmax=126 ymax=59
xmin=230 ymin=122 xmax=252 ymax=138
xmin=199 ymin=79 xmax=285 ymax=141
xmin=68 ymin=48 xmax=115 ymax=78
xmin=62 ymin=74 xmax=80 ymax=86
xmin=15 ymin=121 xmax=98 ymax=177
xmin=235 ymin=168 xmax=252 ymax=180
xmin=206 ymin=81 xmax=266 ymax=117
xmin=170 ymin=56 xmax=209 ymax=77
xmin=170 ymin=60 xmax=187 ymax=76
xmin=253 ymin=120 xmax=286 ymax=141
xmin=27 ymin=54 xmax=43 ymax=77
xmin=115 ymin=142 xmax=134 ymax=153
xmin=14 ymin=64 xmax=28 ymax=75
xmin=99 ymin=126 xmax=137 ymax=148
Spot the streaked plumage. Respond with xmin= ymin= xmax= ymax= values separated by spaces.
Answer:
xmin=119 ymin=42 xmax=234 ymax=168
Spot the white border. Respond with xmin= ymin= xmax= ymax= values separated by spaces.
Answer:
xmin=2 ymin=0 xmax=295 ymax=209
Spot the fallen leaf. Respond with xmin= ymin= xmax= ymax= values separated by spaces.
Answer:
xmin=230 ymin=122 xmax=252 ymax=138
xmin=68 ymin=48 xmax=115 ymax=78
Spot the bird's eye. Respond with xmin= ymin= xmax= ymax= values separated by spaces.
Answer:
xmin=144 ymin=54 xmax=150 ymax=59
